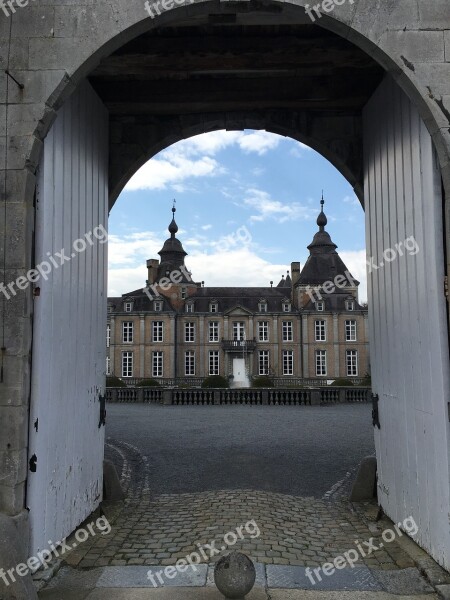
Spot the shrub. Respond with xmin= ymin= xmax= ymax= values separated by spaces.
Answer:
xmin=360 ymin=373 xmax=372 ymax=387
xmin=106 ymin=376 xmax=126 ymax=388
xmin=201 ymin=375 xmax=229 ymax=388
xmin=136 ymin=378 xmax=161 ymax=387
xmin=331 ymin=378 xmax=354 ymax=387
xmin=252 ymin=376 xmax=274 ymax=388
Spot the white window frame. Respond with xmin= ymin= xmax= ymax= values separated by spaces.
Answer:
xmin=282 ymin=302 xmax=291 ymax=312
xmin=345 ymin=320 xmax=357 ymax=342
xmin=106 ymin=324 xmax=110 ymax=348
xmin=152 ymin=321 xmax=164 ymax=343
xmin=152 ymin=351 xmax=163 ymax=378
xmin=258 ymin=350 xmax=269 ymax=375
xmin=209 ymin=302 xmax=218 ymax=313
xmin=316 ymin=301 xmax=324 ymax=312
xmin=209 ymin=321 xmax=219 ymax=342
xmin=209 ymin=350 xmax=219 ymax=376
xmin=185 ymin=322 xmax=195 ymax=342
xmin=154 ymin=300 xmax=162 ymax=312
xmin=122 ymin=321 xmax=133 ymax=343
xmin=124 ymin=301 xmax=133 ymax=312
xmin=233 ymin=322 xmax=245 ymax=341
xmin=282 ymin=350 xmax=293 ymax=375
xmin=258 ymin=321 xmax=268 ymax=342
xmin=282 ymin=320 xmax=293 ymax=342
xmin=185 ymin=302 xmax=194 ymax=313
xmin=185 ymin=351 xmax=195 ymax=376
xmin=122 ymin=351 xmax=133 ymax=377
xmin=106 ymin=356 xmax=111 ymax=375
xmin=181 ymin=287 xmax=187 ymax=299
xmin=346 ymin=350 xmax=358 ymax=376
xmin=315 ymin=320 xmax=326 ymax=342
xmin=346 ymin=300 xmax=355 ymax=311
xmin=258 ymin=302 xmax=267 ymax=313
xmin=315 ymin=350 xmax=327 ymax=376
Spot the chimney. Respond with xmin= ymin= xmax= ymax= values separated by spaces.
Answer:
xmin=291 ymin=262 xmax=301 ymax=286
xmin=147 ymin=259 xmax=159 ymax=284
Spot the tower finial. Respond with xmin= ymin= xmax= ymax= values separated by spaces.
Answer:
xmin=168 ymin=200 xmax=178 ymax=237
xmin=317 ymin=192 xmax=327 ymax=230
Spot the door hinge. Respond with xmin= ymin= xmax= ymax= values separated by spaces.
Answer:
xmin=372 ymin=393 xmax=381 ymax=429
xmin=98 ymin=394 xmax=106 ymax=428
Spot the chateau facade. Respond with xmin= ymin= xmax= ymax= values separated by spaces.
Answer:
xmin=107 ymin=202 xmax=369 ymax=384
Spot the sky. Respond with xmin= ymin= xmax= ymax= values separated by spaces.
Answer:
xmin=108 ymin=130 xmax=367 ymax=302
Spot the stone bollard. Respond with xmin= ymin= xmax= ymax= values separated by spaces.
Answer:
xmin=214 ymin=551 xmax=256 ymax=599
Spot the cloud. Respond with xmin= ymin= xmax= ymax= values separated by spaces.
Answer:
xmin=125 ymin=154 xmax=220 ymax=191
xmin=201 ymin=224 xmax=212 ymax=231
xmin=124 ymin=130 xmax=285 ymax=192
xmin=243 ymin=189 xmax=316 ymax=224
xmin=339 ymin=249 xmax=367 ymax=303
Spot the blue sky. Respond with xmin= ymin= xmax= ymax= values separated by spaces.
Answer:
xmin=108 ymin=130 xmax=367 ymax=301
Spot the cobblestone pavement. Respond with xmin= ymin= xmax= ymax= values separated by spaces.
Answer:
xmin=63 ymin=440 xmax=415 ymax=572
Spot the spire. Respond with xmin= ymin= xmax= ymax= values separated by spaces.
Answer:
xmin=317 ymin=192 xmax=327 ymax=230
xmin=168 ymin=200 xmax=178 ymax=237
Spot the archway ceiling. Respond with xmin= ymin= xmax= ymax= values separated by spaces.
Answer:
xmin=88 ymin=23 xmax=384 ymax=117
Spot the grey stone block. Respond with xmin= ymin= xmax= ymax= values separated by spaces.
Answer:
xmin=349 ymin=456 xmax=377 ymax=502
xmin=0 ymin=512 xmax=37 ymax=600
xmin=266 ymin=565 xmax=381 ymax=591
xmin=103 ymin=459 xmax=125 ymax=502
xmin=372 ymin=567 xmax=434 ymax=594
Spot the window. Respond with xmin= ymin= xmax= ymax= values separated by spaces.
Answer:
xmin=346 ymin=299 xmax=355 ymax=311
xmin=124 ymin=301 xmax=133 ymax=312
xmin=152 ymin=321 xmax=164 ymax=342
xmin=258 ymin=302 xmax=267 ymax=313
xmin=283 ymin=350 xmax=293 ymax=375
xmin=185 ymin=322 xmax=195 ymax=342
xmin=181 ymin=287 xmax=187 ymax=299
xmin=106 ymin=324 xmax=110 ymax=348
xmin=345 ymin=320 xmax=357 ymax=342
xmin=106 ymin=356 xmax=111 ymax=375
xmin=152 ymin=351 xmax=163 ymax=378
xmin=282 ymin=302 xmax=291 ymax=312
xmin=346 ymin=350 xmax=358 ymax=376
xmin=315 ymin=350 xmax=327 ymax=376
xmin=122 ymin=351 xmax=133 ymax=377
xmin=154 ymin=301 xmax=162 ymax=312
xmin=232 ymin=322 xmax=245 ymax=341
xmin=258 ymin=350 xmax=269 ymax=375
xmin=258 ymin=321 xmax=269 ymax=342
xmin=282 ymin=321 xmax=293 ymax=342
xmin=316 ymin=301 xmax=324 ymax=312
xmin=122 ymin=321 xmax=133 ymax=343
xmin=185 ymin=351 xmax=195 ymax=376
xmin=107 ymin=304 xmax=113 ymax=313
xmin=209 ymin=321 xmax=219 ymax=342
xmin=209 ymin=351 xmax=219 ymax=376
xmin=209 ymin=302 xmax=218 ymax=313
xmin=185 ymin=303 xmax=194 ymax=313
xmin=315 ymin=320 xmax=326 ymax=342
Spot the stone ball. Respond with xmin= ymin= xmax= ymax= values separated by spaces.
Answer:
xmin=214 ymin=551 xmax=256 ymax=599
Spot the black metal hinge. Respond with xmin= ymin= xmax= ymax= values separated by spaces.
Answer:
xmin=372 ymin=393 xmax=381 ymax=429
xmin=99 ymin=394 xmax=106 ymax=428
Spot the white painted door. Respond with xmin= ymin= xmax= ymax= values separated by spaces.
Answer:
xmin=232 ymin=358 xmax=246 ymax=385
xmin=27 ymin=82 xmax=109 ymax=556
xmin=363 ymin=76 xmax=450 ymax=569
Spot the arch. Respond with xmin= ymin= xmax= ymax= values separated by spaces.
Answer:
xmin=25 ymin=0 xmax=450 ymax=199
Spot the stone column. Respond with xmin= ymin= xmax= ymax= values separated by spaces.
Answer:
xmin=333 ymin=314 xmax=339 ymax=378
xmin=139 ymin=315 xmax=145 ymax=377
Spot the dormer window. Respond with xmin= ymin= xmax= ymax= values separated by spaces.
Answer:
xmin=258 ymin=301 xmax=267 ymax=313
xmin=316 ymin=301 xmax=324 ymax=312
xmin=346 ymin=300 xmax=355 ymax=311
xmin=282 ymin=302 xmax=291 ymax=312
xmin=124 ymin=301 xmax=133 ymax=312
xmin=107 ymin=304 xmax=113 ymax=313
xmin=154 ymin=301 xmax=162 ymax=312
xmin=209 ymin=302 xmax=218 ymax=313
xmin=186 ymin=302 xmax=194 ymax=313
xmin=181 ymin=287 xmax=187 ymax=299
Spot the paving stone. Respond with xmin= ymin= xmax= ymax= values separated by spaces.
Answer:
xmin=371 ymin=568 xmax=434 ymax=594
xmin=266 ymin=565 xmax=382 ymax=591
